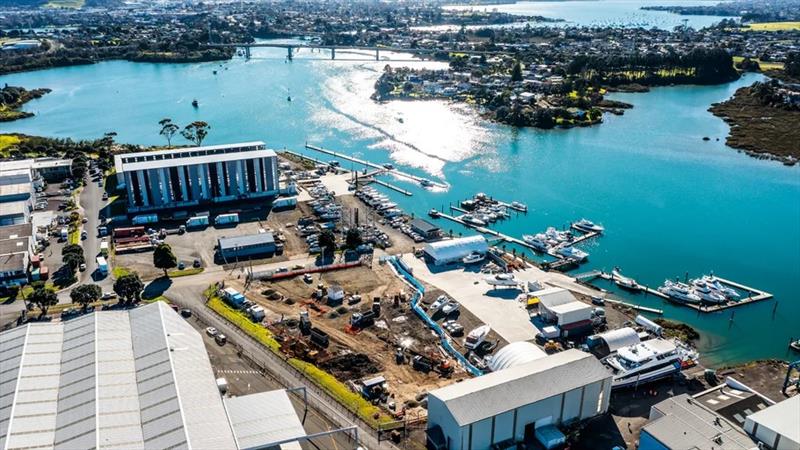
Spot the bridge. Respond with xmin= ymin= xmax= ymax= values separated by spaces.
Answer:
xmin=206 ymin=41 xmax=506 ymax=60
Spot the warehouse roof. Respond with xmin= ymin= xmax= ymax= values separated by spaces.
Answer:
xmin=0 ymin=158 xmax=71 ymax=172
xmin=114 ymin=142 xmax=271 ymax=172
xmin=488 ymin=341 xmax=547 ymax=372
xmin=535 ymin=287 xmax=578 ymax=308
xmin=224 ymin=390 xmax=306 ymax=450
xmin=0 ymin=237 xmax=29 ymax=255
xmin=0 ymin=223 xmax=32 ymax=240
xmin=645 ymin=394 xmax=755 ymax=450
xmin=218 ymin=232 xmax=275 ymax=250
xmin=0 ymin=302 xmax=303 ymax=450
xmin=428 ymin=349 xmax=611 ymax=426
xmin=0 ymin=252 xmax=25 ymax=272
xmin=595 ymin=327 xmax=640 ymax=353
xmin=0 ymin=200 xmax=27 ymax=216
xmin=745 ymin=395 xmax=800 ymax=445
xmin=410 ymin=218 xmax=440 ymax=234
xmin=423 ymin=235 xmax=488 ymax=261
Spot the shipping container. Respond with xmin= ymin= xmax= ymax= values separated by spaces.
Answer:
xmin=113 ymin=226 xmax=145 ymax=239
xmin=96 ymin=256 xmax=108 ymax=275
xmin=131 ymin=213 xmax=159 ymax=225
xmin=272 ymin=197 xmax=297 ymax=210
xmin=186 ymin=215 xmax=209 ymax=229
xmin=214 ymin=213 xmax=239 ymax=226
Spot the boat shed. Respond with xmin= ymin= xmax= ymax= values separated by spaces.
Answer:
xmin=426 ymin=349 xmax=612 ymax=450
xmin=744 ymin=395 xmax=799 ymax=450
xmin=489 ymin=341 xmax=547 ymax=372
xmin=587 ymin=327 xmax=641 ymax=357
xmin=410 ymin=218 xmax=441 ymax=240
xmin=423 ymin=235 xmax=488 ymax=266
xmin=218 ymin=233 xmax=276 ymax=260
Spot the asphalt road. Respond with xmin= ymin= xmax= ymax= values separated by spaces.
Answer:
xmin=165 ymin=283 xmax=399 ymax=450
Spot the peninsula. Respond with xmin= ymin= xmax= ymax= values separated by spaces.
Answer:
xmin=0 ymin=85 xmax=51 ymax=122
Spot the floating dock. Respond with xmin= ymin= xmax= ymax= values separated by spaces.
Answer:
xmin=365 ymin=178 xmax=412 ymax=196
xmin=304 ymin=144 xmax=448 ymax=189
xmin=603 ymin=298 xmax=663 ymax=315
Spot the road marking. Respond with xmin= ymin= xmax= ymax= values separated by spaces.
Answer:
xmin=216 ymin=369 xmax=262 ymax=375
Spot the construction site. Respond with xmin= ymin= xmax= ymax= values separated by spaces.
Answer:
xmin=224 ymin=258 xmax=506 ymax=421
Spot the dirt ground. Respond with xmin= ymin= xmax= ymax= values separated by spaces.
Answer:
xmin=228 ymin=262 xmax=478 ymax=419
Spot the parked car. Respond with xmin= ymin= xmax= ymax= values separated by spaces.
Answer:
xmin=178 ymin=261 xmax=185 ymax=270
xmin=101 ymin=292 xmax=117 ymax=300
xmin=180 ymin=308 xmax=192 ymax=318
xmin=193 ymin=259 xmax=201 ymax=268
xmin=205 ymin=327 xmax=218 ymax=337
xmin=79 ymin=263 xmax=87 ymax=272
xmin=215 ymin=334 xmax=227 ymax=346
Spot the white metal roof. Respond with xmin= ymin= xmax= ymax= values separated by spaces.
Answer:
xmin=0 ymin=302 xmax=238 ymax=450
xmin=596 ymin=327 xmax=640 ymax=353
xmin=534 ymin=287 xmax=577 ymax=308
xmin=488 ymin=341 xmax=547 ymax=372
xmin=224 ymin=390 xmax=306 ymax=450
xmin=423 ymin=235 xmax=488 ymax=261
xmin=745 ymin=395 xmax=800 ymax=445
xmin=114 ymin=142 xmax=271 ymax=173
xmin=428 ymin=349 xmax=611 ymax=427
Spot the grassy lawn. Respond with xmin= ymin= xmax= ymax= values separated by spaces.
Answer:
xmin=205 ymin=291 xmax=391 ymax=428
xmin=112 ymin=266 xmax=133 ymax=279
xmin=0 ymin=135 xmax=22 ymax=156
xmin=167 ymin=267 xmax=204 ymax=278
xmin=745 ymin=22 xmax=800 ymax=31
xmin=732 ymin=56 xmax=785 ymax=71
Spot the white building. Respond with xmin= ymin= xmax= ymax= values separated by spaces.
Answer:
xmin=744 ymin=395 xmax=800 ymax=450
xmin=426 ymin=349 xmax=612 ymax=450
xmin=0 ymin=302 xmax=306 ymax=450
xmin=535 ymin=287 xmax=592 ymax=328
xmin=423 ymin=235 xmax=488 ymax=266
xmin=114 ymin=142 xmax=279 ymax=212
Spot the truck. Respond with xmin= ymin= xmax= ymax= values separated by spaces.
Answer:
xmin=350 ymin=310 xmax=375 ymax=329
xmin=131 ymin=214 xmax=159 ymax=225
xmin=221 ymin=287 xmax=246 ymax=308
xmin=214 ymin=213 xmax=239 ymax=226
xmin=247 ymin=305 xmax=265 ymax=322
xmin=60 ymin=227 xmax=69 ymax=241
xmin=185 ymin=215 xmax=209 ymax=229
xmin=99 ymin=240 xmax=109 ymax=256
xmin=309 ymin=327 xmax=329 ymax=348
xmin=96 ymin=256 xmax=108 ymax=276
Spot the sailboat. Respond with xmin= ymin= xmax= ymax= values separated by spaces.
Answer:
xmin=287 ymin=88 xmax=292 ymax=102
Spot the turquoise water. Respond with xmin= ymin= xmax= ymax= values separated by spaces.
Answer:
xmin=443 ymin=0 xmax=734 ymax=30
xmin=1 ymin=46 xmax=798 ymax=366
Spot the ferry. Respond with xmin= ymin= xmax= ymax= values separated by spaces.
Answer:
xmin=522 ymin=234 xmax=549 ymax=252
xmin=603 ymin=339 xmax=687 ymax=389
xmin=465 ymin=325 xmax=491 ymax=350
xmin=485 ymin=273 xmax=518 ymax=287
xmin=658 ymin=280 xmax=701 ymax=304
xmin=612 ymin=268 xmax=639 ymax=291
xmin=556 ymin=246 xmax=589 ymax=261
xmin=573 ymin=218 xmax=605 ymax=233
xmin=462 ymin=251 xmax=485 ymax=265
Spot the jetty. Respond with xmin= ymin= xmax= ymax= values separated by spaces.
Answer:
xmin=603 ymin=298 xmax=663 ymax=315
xmin=304 ymin=144 xmax=448 ymax=189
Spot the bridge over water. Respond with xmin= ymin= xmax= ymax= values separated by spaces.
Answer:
xmin=207 ymin=41 xmax=507 ymax=60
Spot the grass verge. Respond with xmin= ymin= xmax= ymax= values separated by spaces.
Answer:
xmin=205 ymin=289 xmax=391 ymax=428
xmin=168 ymin=267 xmax=204 ymax=278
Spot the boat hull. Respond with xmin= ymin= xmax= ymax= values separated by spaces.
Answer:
xmin=611 ymin=361 xmax=682 ymax=390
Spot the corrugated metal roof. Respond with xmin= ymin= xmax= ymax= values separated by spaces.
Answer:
xmin=423 ymin=235 xmax=487 ymax=262
xmin=224 ymin=390 xmax=306 ymax=450
xmin=745 ymin=395 xmax=799 ymax=444
xmin=218 ymin=233 xmax=275 ymax=250
xmin=428 ymin=349 xmax=611 ymax=426
xmin=488 ymin=341 xmax=547 ymax=372
xmin=122 ymin=149 xmax=276 ymax=172
xmin=114 ymin=142 xmax=271 ymax=172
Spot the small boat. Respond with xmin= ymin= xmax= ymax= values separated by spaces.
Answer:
xmin=428 ymin=295 xmax=449 ymax=315
xmin=790 ymin=339 xmax=800 ymax=352
xmin=287 ymin=88 xmax=292 ymax=102
xmin=191 ymin=99 xmax=199 ymax=108
xmin=522 ymin=234 xmax=549 ymax=252
xmin=573 ymin=218 xmax=604 ymax=233
xmin=428 ymin=209 xmax=440 ymax=218
xmin=557 ymin=246 xmax=589 ymax=261
xmin=612 ymin=268 xmax=638 ymax=291
xmin=465 ymin=325 xmax=491 ymax=350
xmin=462 ymin=251 xmax=485 ymax=265
xmin=212 ymin=70 xmax=217 ymax=75
xmin=461 ymin=215 xmax=487 ymax=227
xmin=486 ymin=273 xmax=518 ymax=287
xmin=510 ymin=201 xmax=527 ymax=211
xmin=420 ymin=179 xmax=433 ymax=187
xmin=442 ymin=301 xmax=460 ymax=315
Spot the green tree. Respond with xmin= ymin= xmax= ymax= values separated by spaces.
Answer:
xmin=318 ymin=230 xmax=336 ymax=257
xmin=159 ymin=118 xmax=179 ymax=148
xmin=345 ymin=228 xmax=363 ymax=250
xmin=113 ymin=273 xmax=144 ymax=306
xmin=153 ymin=243 xmax=178 ymax=277
xmin=62 ymin=252 xmax=85 ymax=271
xmin=511 ymin=60 xmax=523 ymax=82
xmin=181 ymin=121 xmax=210 ymax=146
xmin=70 ymin=284 xmax=102 ymax=311
xmin=29 ymin=286 xmax=57 ymax=318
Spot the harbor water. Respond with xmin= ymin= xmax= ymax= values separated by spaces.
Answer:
xmin=1 ymin=44 xmax=798 ymax=367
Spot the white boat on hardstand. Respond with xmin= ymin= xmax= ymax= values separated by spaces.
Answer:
xmin=658 ymin=280 xmax=701 ymax=304
xmin=428 ymin=295 xmax=449 ymax=315
xmin=486 ymin=273 xmax=518 ymax=287
xmin=462 ymin=251 xmax=485 ymax=265
xmin=442 ymin=301 xmax=459 ymax=315
xmin=522 ymin=234 xmax=549 ymax=252
xmin=611 ymin=268 xmax=639 ymax=291
xmin=556 ymin=246 xmax=589 ymax=261
xmin=465 ymin=325 xmax=491 ymax=350
xmin=603 ymin=339 xmax=687 ymax=389
xmin=573 ymin=219 xmax=605 ymax=233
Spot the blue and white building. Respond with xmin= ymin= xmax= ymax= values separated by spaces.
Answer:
xmin=114 ymin=142 xmax=279 ymax=212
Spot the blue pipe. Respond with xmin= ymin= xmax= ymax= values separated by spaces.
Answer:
xmin=389 ymin=257 xmax=484 ymax=377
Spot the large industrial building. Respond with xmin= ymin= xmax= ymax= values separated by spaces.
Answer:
xmin=0 ymin=302 xmax=307 ymax=450
xmin=744 ymin=395 xmax=799 ymax=450
xmin=114 ymin=142 xmax=279 ymax=212
xmin=426 ymin=349 xmax=612 ymax=450
xmin=423 ymin=235 xmax=488 ymax=266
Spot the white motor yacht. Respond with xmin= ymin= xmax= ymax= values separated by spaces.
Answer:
xmin=612 ymin=268 xmax=639 ymax=291
xmin=603 ymin=339 xmax=686 ymax=389
xmin=486 ymin=273 xmax=518 ymax=287
xmin=658 ymin=280 xmax=701 ymax=304
xmin=442 ymin=301 xmax=459 ymax=315
xmin=465 ymin=325 xmax=491 ymax=350
xmin=462 ymin=252 xmax=485 ymax=265
xmin=692 ymin=280 xmax=727 ymax=303
xmin=557 ymin=246 xmax=589 ymax=261
xmin=523 ymin=234 xmax=549 ymax=252
xmin=573 ymin=219 xmax=605 ymax=233
xmin=461 ymin=215 xmax=487 ymax=227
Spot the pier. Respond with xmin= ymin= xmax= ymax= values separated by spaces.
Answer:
xmin=365 ymin=178 xmax=413 ymax=196
xmin=603 ymin=298 xmax=664 ymax=315
xmin=304 ymin=144 xmax=448 ymax=189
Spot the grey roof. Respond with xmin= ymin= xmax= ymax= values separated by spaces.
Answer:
xmin=0 ymin=252 xmax=25 ymax=272
xmin=428 ymin=349 xmax=611 ymax=426
xmin=645 ymin=394 xmax=756 ymax=450
xmin=114 ymin=142 xmax=271 ymax=173
xmin=0 ymin=302 xmax=238 ymax=450
xmin=745 ymin=396 xmax=800 ymax=445
xmin=0 ymin=201 xmax=27 ymax=216
xmin=224 ymin=390 xmax=306 ymax=450
xmin=219 ymin=233 xmax=275 ymax=250
xmin=410 ymin=218 xmax=440 ymax=234
xmin=0 ymin=158 xmax=71 ymax=172
xmin=0 ymin=224 xmax=32 ymax=240
xmin=0 ymin=238 xmax=29 ymax=256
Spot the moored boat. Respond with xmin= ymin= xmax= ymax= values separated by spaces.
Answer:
xmin=557 ymin=246 xmax=589 ymax=261
xmin=612 ymin=268 xmax=639 ymax=291
xmin=573 ymin=218 xmax=604 ymax=233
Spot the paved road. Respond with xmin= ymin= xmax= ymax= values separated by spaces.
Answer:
xmin=164 ymin=283 xmax=399 ymax=450
xmin=190 ymin=315 xmax=358 ymax=450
